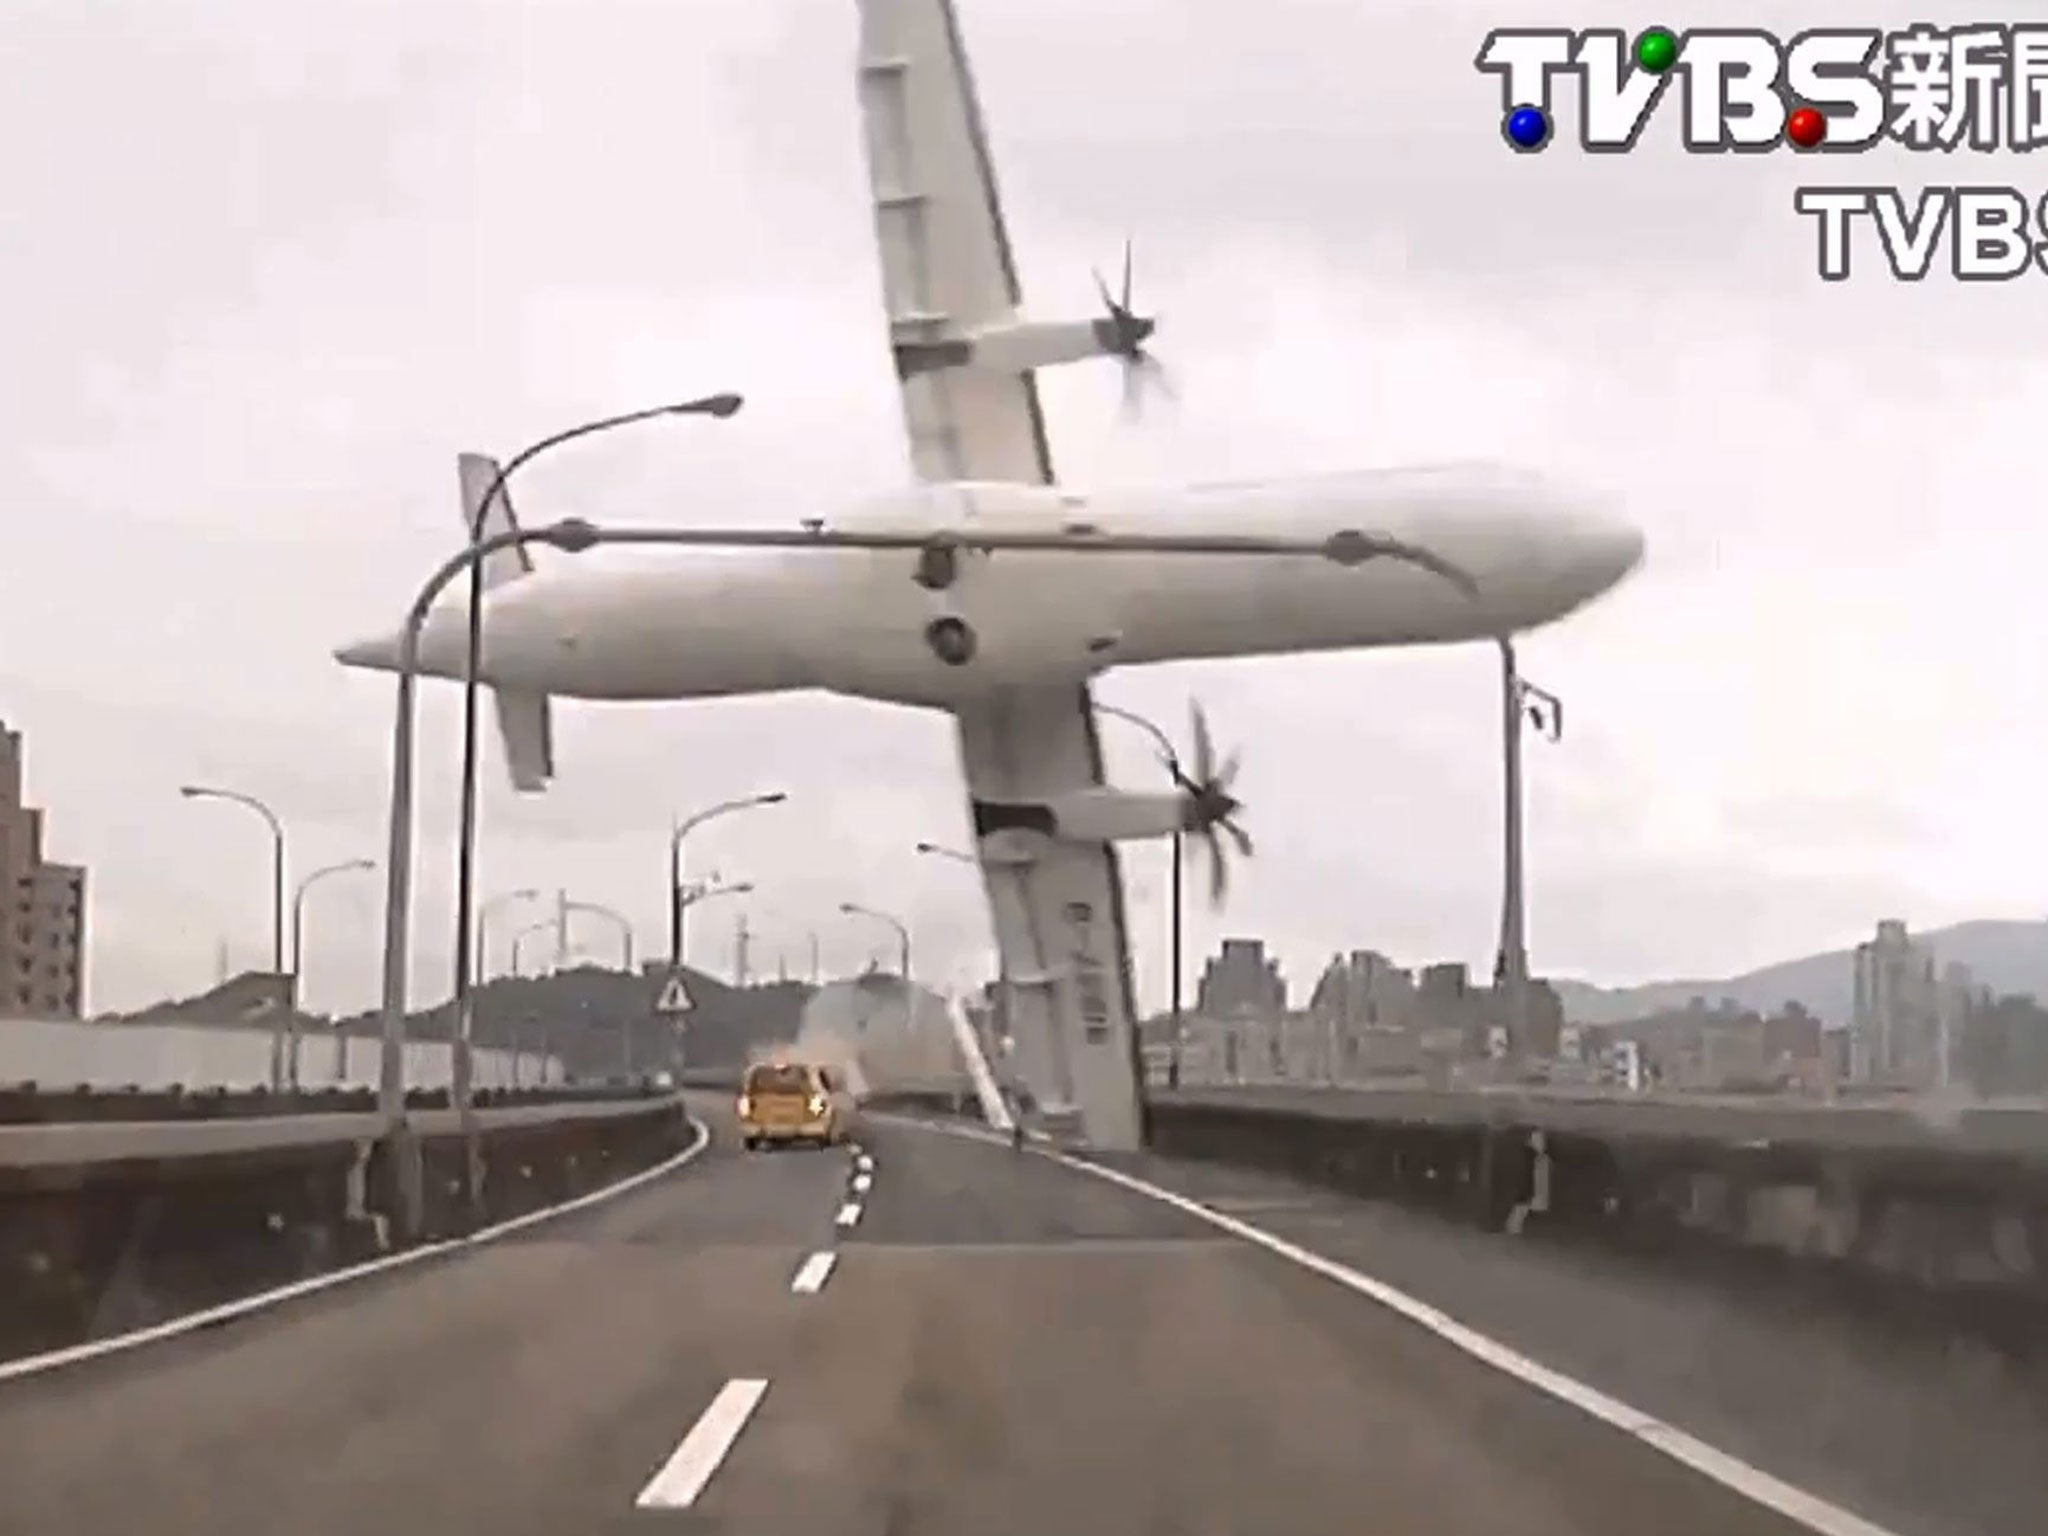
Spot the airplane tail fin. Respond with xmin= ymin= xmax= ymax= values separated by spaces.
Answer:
xmin=458 ymin=453 xmax=556 ymax=793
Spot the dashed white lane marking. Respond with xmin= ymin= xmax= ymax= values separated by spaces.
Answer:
xmin=835 ymin=1200 xmax=863 ymax=1228
xmin=633 ymin=1377 xmax=769 ymax=1510
xmin=887 ymin=1114 xmax=1908 ymax=1536
xmin=790 ymin=1251 xmax=837 ymax=1294
xmin=852 ymin=1171 xmax=872 ymax=1194
xmin=855 ymin=1152 xmax=874 ymax=1173
xmin=0 ymin=1116 xmax=713 ymax=1386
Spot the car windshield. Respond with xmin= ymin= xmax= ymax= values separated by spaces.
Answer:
xmin=744 ymin=1064 xmax=813 ymax=1096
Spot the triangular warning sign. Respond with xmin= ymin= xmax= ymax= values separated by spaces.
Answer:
xmin=654 ymin=975 xmax=695 ymax=1015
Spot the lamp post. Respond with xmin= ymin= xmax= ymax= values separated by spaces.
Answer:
xmin=564 ymin=899 xmax=634 ymax=972
xmin=914 ymin=841 xmax=1021 ymax=1110
xmin=508 ymin=918 xmax=561 ymax=1084
xmin=840 ymin=901 xmax=911 ymax=981
xmin=290 ymin=857 xmax=374 ymax=1088
xmin=669 ymin=795 xmax=784 ymax=972
xmin=1093 ymin=703 xmax=1187 ymax=1090
xmin=561 ymin=898 xmax=636 ymax=1078
xmin=180 ymin=784 xmax=289 ymax=1086
xmin=914 ymin=839 xmax=1000 ymax=993
xmin=367 ymin=514 xmax=1468 ymax=1237
xmin=673 ymin=880 xmax=753 ymax=977
xmin=370 ymin=518 xmax=605 ymax=1236
xmin=511 ymin=918 xmax=556 ymax=977
xmin=1493 ymin=635 xmax=1562 ymax=1068
xmin=449 ymin=395 xmax=742 ymax=1191
xmin=475 ymin=888 xmax=540 ymax=987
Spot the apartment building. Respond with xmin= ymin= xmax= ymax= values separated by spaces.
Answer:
xmin=0 ymin=722 xmax=86 ymax=1017
xmin=1850 ymin=919 xmax=1945 ymax=1086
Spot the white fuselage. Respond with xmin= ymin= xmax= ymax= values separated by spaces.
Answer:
xmin=337 ymin=464 xmax=1643 ymax=708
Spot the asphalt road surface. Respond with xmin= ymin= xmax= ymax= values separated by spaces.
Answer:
xmin=0 ymin=1100 xmax=1849 ymax=1536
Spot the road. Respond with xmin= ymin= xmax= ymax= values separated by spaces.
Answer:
xmin=0 ymin=1099 xmax=1852 ymax=1535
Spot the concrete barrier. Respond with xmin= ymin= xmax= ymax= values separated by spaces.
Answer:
xmin=1144 ymin=1086 xmax=2048 ymax=1310
xmin=867 ymin=1080 xmax=2048 ymax=1322
xmin=0 ymin=1088 xmax=692 ymax=1366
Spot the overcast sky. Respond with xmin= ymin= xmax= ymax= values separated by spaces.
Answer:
xmin=4 ymin=0 xmax=2044 ymax=1017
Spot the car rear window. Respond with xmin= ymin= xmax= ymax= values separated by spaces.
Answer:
xmin=745 ymin=1063 xmax=813 ymax=1095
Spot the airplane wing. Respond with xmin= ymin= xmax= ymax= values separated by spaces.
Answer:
xmin=953 ymin=683 xmax=1148 ymax=1150
xmin=855 ymin=4 xmax=1149 ymax=1148
xmin=854 ymin=0 xmax=1055 ymax=484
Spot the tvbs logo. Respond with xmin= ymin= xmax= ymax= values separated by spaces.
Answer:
xmin=1475 ymin=24 xmax=2048 ymax=153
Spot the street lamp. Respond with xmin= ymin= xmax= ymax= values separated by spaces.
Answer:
xmin=180 ymin=784 xmax=286 ymax=976
xmin=180 ymin=783 xmax=289 ymax=1086
xmin=447 ymin=398 xmax=742 ymax=1149
xmin=475 ymin=888 xmax=540 ymax=986
xmin=564 ymin=899 xmax=635 ymax=973
xmin=511 ymin=918 xmax=556 ymax=977
xmin=369 ymin=517 xmax=604 ymax=1234
xmin=561 ymin=898 xmax=637 ymax=1077
xmin=290 ymin=857 xmax=375 ymax=1088
xmin=369 ymin=513 xmax=1470 ymax=1237
xmin=1094 ymin=702 xmax=1187 ymax=1090
xmin=914 ymin=840 xmax=1021 ymax=1109
xmin=507 ymin=918 xmax=562 ymax=1085
xmin=292 ymin=859 xmax=376 ymax=983
xmin=840 ymin=901 xmax=911 ymax=981
xmin=1494 ymin=635 xmax=1562 ymax=1067
xmin=673 ymin=880 xmax=753 ymax=974
xmin=670 ymin=795 xmax=785 ymax=971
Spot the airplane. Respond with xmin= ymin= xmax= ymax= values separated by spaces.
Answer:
xmin=334 ymin=0 xmax=1644 ymax=1153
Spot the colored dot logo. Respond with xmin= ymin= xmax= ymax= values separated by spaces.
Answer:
xmin=1633 ymin=27 xmax=1678 ymax=74
xmin=1504 ymin=104 xmax=1550 ymax=152
xmin=1786 ymin=105 xmax=1827 ymax=148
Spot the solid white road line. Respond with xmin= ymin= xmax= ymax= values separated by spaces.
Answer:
xmin=852 ymin=1171 xmax=872 ymax=1194
xmin=885 ymin=1113 xmax=1908 ymax=1536
xmin=835 ymin=1200 xmax=863 ymax=1228
xmin=790 ymin=1251 xmax=837 ymax=1294
xmin=633 ymin=1377 xmax=769 ymax=1510
xmin=0 ymin=1118 xmax=714 ymax=1385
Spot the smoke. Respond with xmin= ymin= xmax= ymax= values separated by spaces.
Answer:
xmin=763 ymin=975 xmax=970 ymax=1101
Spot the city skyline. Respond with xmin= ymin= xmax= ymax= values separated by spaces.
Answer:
xmin=5 ymin=0 xmax=2045 ymax=1015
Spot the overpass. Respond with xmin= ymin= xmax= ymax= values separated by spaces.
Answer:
xmin=1 ymin=992 xmax=2043 ymax=1534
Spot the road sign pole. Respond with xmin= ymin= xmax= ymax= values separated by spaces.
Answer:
xmin=648 ymin=969 xmax=696 ymax=1080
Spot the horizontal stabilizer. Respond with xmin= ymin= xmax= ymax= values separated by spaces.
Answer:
xmin=494 ymin=688 xmax=555 ymax=793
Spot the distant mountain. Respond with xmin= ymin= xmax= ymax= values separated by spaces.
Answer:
xmin=1552 ymin=919 xmax=2048 ymax=1027
xmin=330 ymin=965 xmax=815 ymax=1077
xmin=116 ymin=965 xmax=814 ymax=1078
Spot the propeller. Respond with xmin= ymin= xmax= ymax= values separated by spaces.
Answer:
xmin=1091 ymin=239 xmax=1174 ymax=418
xmin=1169 ymin=701 xmax=1252 ymax=907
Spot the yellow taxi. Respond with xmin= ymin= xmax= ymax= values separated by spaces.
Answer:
xmin=737 ymin=1060 xmax=853 ymax=1150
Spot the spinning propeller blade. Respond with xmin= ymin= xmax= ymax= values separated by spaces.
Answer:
xmin=1091 ymin=238 xmax=1172 ymax=418
xmin=1170 ymin=701 xmax=1252 ymax=909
